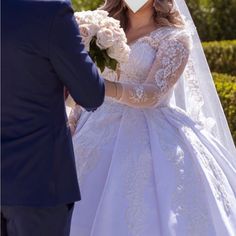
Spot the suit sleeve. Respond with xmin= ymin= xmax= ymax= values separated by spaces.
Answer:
xmin=49 ymin=1 xmax=105 ymax=111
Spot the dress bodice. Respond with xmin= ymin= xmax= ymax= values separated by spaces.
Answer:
xmin=119 ymin=27 xmax=172 ymax=83
xmin=119 ymin=42 xmax=156 ymax=84
xmin=103 ymin=26 xmax=190 ymax=108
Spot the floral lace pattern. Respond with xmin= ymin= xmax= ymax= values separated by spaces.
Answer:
xmin=120 ymin=112 xmax=153 ymax=236
xmin=155 ymin=39 xmax=189 ymax=92
xmin=129 ymin=85 xmax=148 ymax=103
xmin=125 ymin=149 xmax=152 ymax=236
xmin=73 ymin=111 xmax=119 ymax=184
xmin=116 ymin=28 xmax=190 ymax=108
xmin=182 ymin=126 xmax=232 ymax=216
xmin=183 ymin=59 xmax=217 ymax=133
xmin=153 ymin=111 xmax=212 ymax=235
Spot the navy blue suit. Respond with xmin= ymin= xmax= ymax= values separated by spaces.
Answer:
xmin=1 ymin=0 xmax=104 ymax=234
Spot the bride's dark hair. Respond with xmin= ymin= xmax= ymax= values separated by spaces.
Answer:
xmin=99 ymin=0 xmax=184 ymax=31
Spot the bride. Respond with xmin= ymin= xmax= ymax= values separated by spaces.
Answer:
xmin=69 ymin=0 xmax=236 ymax=235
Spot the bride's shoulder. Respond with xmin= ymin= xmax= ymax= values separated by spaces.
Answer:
xmin=134 ymin=26 xmax=190 ymax=51
xmin=152 ymin=26 xmax=190 ymax=40
xmin=151 ymin=26 xmax=191 ymax=48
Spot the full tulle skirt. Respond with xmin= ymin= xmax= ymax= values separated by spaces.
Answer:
xmin=70 ymin=101 xmax=236 ymax=236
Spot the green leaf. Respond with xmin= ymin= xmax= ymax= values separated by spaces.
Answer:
xmin=107 ymin=58 xmax=118 ymax=71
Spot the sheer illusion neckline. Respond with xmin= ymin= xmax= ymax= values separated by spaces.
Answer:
xmin=127 ymin=27 xmax=167 ymax=46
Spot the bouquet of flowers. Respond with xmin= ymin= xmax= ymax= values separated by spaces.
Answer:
xmin=74 ymin=10 xmax=130 ymax=73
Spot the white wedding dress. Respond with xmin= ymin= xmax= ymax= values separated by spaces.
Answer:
xmin=70 ymin=27 xmax=236 ymax=236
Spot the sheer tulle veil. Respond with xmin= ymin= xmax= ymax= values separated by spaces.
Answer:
xmin=170 ymin=0 xmax=236 ymax=164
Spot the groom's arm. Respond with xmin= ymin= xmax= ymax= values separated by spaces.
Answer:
xmin=49 ymin=1 xmax=105 ymax=111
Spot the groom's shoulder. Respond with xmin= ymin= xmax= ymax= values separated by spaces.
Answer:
xmin=21 ymin=0 xmax=71 ymax=3
xmin=3 ymin=0 xmax=73 ymax=11
xmin=34 ymin=0 xmax=72 ymax=6
xmin=36 ymin=0 xmax=72 ymax=6
xmin=39 ymin=0 xmax=73 ymax=16
xmin=27 ymin=0 xmax=72 ymax=8
xmin=16 ymin=0 xmax=73 ymax=17
xmin=9 ymin=0 xmax=72 ymax=10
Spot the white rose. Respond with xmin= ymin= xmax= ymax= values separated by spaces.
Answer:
xmin=80 ymin=24 xmax=98 ymax=38
xmin=83 ymin=37 xmax=92 ymax=51
xmin=100 ymin=18 xmax=120 ymax=29
xmin=79 ymin=24 xmax=90 ymax=38
xmin=107 ymin=41 xmax=130 ymax=63
xmin=94 ymin=10 xmax=109 ymax=18
xmin=79 ymin=26 xmax=92 ymax=51
xmin=113 ymin=28 xmax=127 ymax=42
xmin=75 ymin=11 xmax=96 ymax=25
xmin=79 ymin=24 xmax=98 ymax=51
xmin=96 ymin=28 xmax=115 ymax=49
xmin=74 ymin=12 xmax=88 ymax=24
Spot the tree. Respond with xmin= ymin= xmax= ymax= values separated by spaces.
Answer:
xmin=187 ymin=0 xmax=236 ymax=41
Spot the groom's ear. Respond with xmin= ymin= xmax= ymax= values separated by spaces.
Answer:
xmin=124 ymin=0 xmax=149 ymax=13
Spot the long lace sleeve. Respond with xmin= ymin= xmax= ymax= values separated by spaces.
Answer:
xmin=115 ymin=34 xmax=190 ymax=108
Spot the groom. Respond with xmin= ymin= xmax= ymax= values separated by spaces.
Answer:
xmin=1 ymin=0 xmax=105 ymax=235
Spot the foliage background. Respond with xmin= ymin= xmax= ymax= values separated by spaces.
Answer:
xmin=71 ymin=0 xmax=236 ymax=41
xmin=72 ymin=0 xmax=102 ymax=12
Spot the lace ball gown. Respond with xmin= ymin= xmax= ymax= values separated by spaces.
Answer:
xmin=70 ymin=27 xmax=236 ymax=236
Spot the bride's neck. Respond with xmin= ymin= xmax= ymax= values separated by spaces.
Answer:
xmin=127 ymin=8 xmax=155 ymax=30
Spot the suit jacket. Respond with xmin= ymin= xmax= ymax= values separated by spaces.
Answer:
xmin=1 ymin=0 xmax=105 ymax=206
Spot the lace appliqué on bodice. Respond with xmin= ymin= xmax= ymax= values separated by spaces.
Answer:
xmin=155 ymin=40 xmax=188 ymax=91
xmin=114 ymin=27 xmax=190 ymax=109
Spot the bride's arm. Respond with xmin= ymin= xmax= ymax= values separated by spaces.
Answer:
xmin=105 ymin=34 xmax=190 ymax=108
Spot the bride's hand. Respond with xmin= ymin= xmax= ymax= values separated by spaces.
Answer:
xmin=68 ymin=105 xmax=82 ymax=136
xmin=104 ymin=79 xmax=122 ymax=99
xmin=65 ymin=94 xmax=76 ymax=109
xmin=69 ymin=122 xmax=76 ymax=136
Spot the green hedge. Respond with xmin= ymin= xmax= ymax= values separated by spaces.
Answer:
xmin=213 ymin=73 xmax=236 ymax=143
xmin=72 ymin=0 xmax=102 ymax=11
xmin=203 ymin=40 xmax=236 ymax=76
xmin=187 ymin=0 xmax=236 ymax=41
xmin=213 ymin=72 xmax=236 ymax=83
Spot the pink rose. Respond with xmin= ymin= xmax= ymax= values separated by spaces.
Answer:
xmin=96 ymin=28 xmax=115 ymax=49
